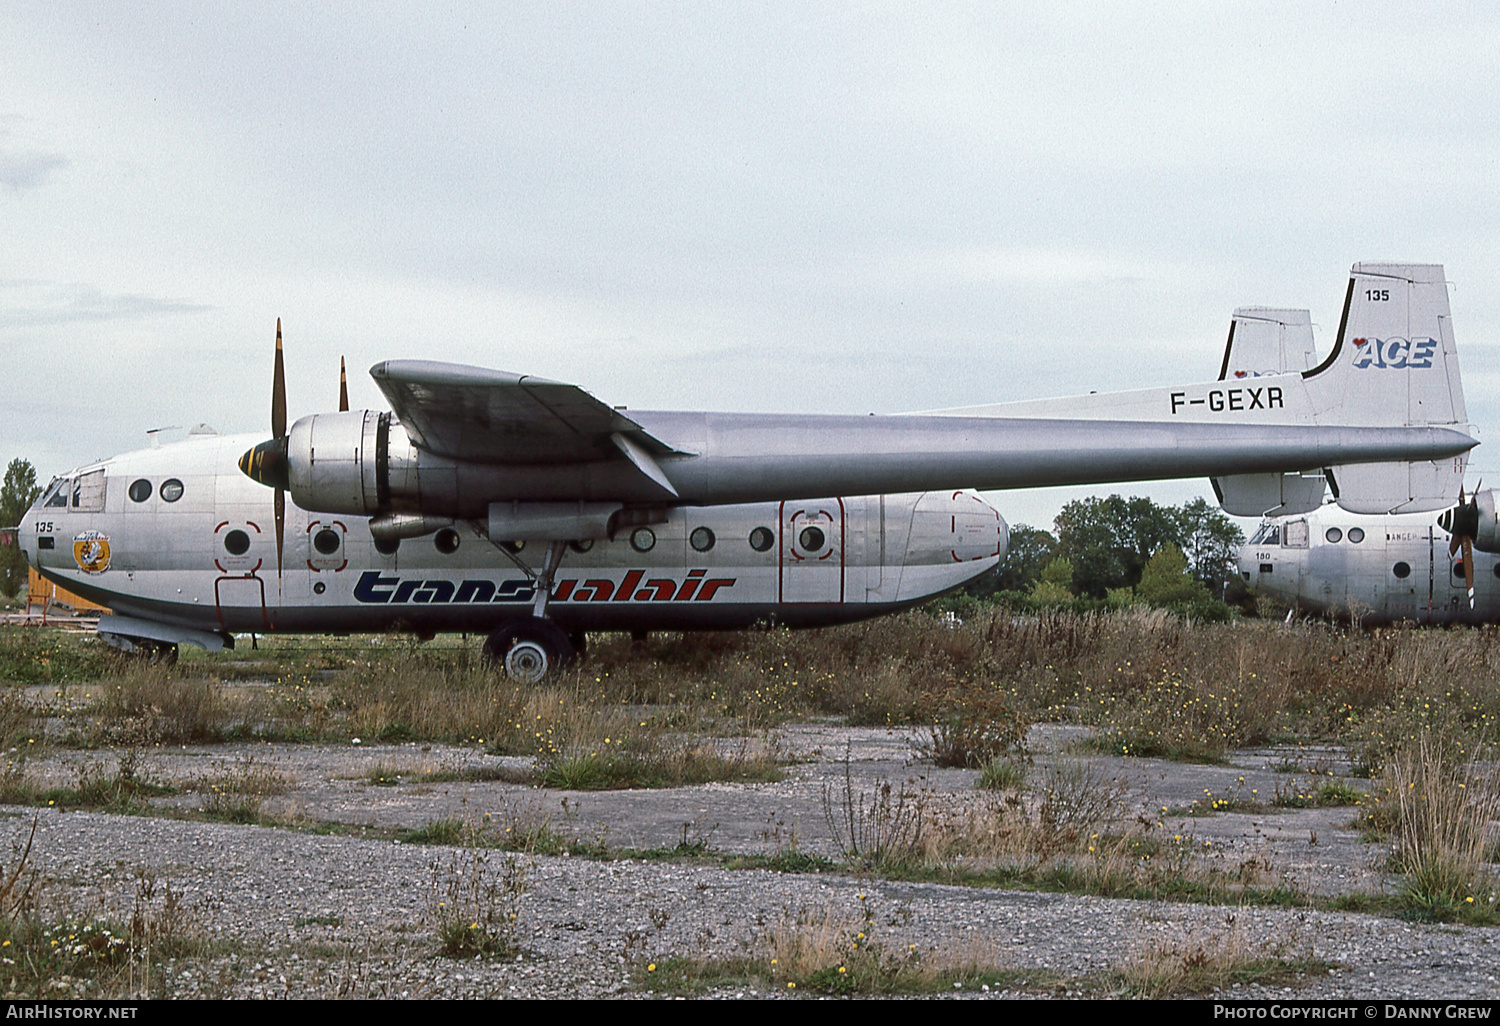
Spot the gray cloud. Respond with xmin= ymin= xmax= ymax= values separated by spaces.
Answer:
xmin=0 ymin=150 xmax=66 ymax=191
xmin=0 ymin=281 xmax=209 ymax=328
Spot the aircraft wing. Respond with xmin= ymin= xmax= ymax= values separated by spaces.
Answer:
xmin=370 ymin=360 xmax=685 ymax=465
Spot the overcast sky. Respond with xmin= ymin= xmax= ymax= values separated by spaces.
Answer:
xmin=4 ymin=2 xmax=1498 ymax=532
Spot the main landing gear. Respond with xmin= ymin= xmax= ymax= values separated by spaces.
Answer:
xmin=483 ymin=617 xmax=574 ymax=684
xmin=482 ymin=538 xmax=577 ymax=683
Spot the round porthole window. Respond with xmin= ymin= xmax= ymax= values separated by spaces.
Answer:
xmin=1325 ymin=527 xmax=1342 ymax=543
xmin=748 ymin=527 xmax=774 ymax=552
xmin=799 ymin=526 xmax=826 ymax=551
xmin=373 ymin=537 xmax=400 ymax=556
xmin=569 ymin=539 xmax=594 ymax=554
xmin=1393 ymin=561 xmax=1411 ymax=579
xmin=128 ymin=479 xmax=152 ymax=503
xmin=630 ymin=527 xmax=656 ymax=553
xmin=1347 ymin=527 xmax=1365 ymax=544
xmin=313 ymin=529 xmax=341 ymax=555
xmin=313 ymin=581 xmax=326 ymax=595
xmin=223 ymin=529 xmax=251 ymax=556
xmin=435 ymin=528 xmax=461 ymax=554
xmin=160 ymin=479 xmax=184 ymax=502
xmin=690 ymin=527 xmax=715 ymax=552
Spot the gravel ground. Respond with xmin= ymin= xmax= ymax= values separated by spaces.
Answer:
xmin=5 ymin=724 xmax=1498 ymax=1000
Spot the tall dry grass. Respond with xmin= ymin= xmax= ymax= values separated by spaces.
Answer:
xmin=1379 ymin=729 xmax=1500 ymax=921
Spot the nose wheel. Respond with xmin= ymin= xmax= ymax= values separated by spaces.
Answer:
xmin=483 ymin=617 xmax=575 ymax=683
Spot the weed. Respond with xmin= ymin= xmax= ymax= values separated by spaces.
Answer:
xmin=1273 ymin=777 xmax=1364 ymax=809
xmin=197 ymin=756 xmax=293 ymax=824
xmin=1113 ymin=921 xmax=1332 ymax=998
xmin=912 ymin=689 xmax=1029 ymax=768
xmin=635 ymin=899 xmax=1034 ymax=996
xmin=0 ymin=628 xmax=108 ymax=684
xmin=975 ymin=757 xmax=1029 ymax=791
xmin=425 ymin=839 xmax=527 ymax=958
xmin=821 ymin=754 xmax=929 ymax=872
xmin=1378 ymin=730 xmax=1500 ymax=923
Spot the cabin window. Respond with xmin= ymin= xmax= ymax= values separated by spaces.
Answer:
xmin=1493 ymin=563 xmax=1500 ymax=580
xmin=630 ymin=528 xmax=656 ymax=553
xmin=690 ymin=527 xmax=715 ymax=553
xmin=1347 ymin=527 xmax=1365 ymax=544
xmin=160 ymin=479 xmax=184 ymax=502
xmin=128 ymin=479 xmax=153 ymax=503
xmin=434 ymin=528 xmax=460 ymax=554
xmin=1392 ymin=562 xmax=1411 ymax=579
xmin=799 ymin=526 xmax=827 ymax=552
xmin=223 ymin=530 xmax=251 ymax=556
xmin=568 ymin=539 xmax=594 ymax=554
xmin=313 ymin=529 xmax=342 ymax=555
xmin=748 ymin=526 xmax=774 ymax=552
xmin=1452 ymin=560 xmax=1467 ymax=582
xmin=1282 ymin=520 xmax=1309 ymax=549
xmin=71 ymin=470 xmax=106 ymax=512
xmin=373 ymin=537 xmax=399 ymax=556
xmin=1325 ymin=528 xmax=1342 ymax=543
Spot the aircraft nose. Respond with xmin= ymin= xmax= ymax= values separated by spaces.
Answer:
xmin=239 ymin=436 xmax=290 ymax=490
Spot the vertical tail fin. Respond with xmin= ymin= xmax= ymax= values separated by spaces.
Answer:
xmin=1311 ymin=264 xmax=1471 ymax=513
xmin=1214 ymin=308 xmax=1325 ymax=516
xmin=1217 ymin=308 xmax=1317 ymax=380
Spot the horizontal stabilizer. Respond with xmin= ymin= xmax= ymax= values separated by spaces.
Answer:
xmin=1213 ymin=471 xmax=1326 ymax=517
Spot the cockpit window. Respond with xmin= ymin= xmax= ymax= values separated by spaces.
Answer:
xmin=42 ymin=478 xmax=69 ymax=508
xmin=71 ymin=470 xmax=106 ymax=512
xmin=1249 ymin=523 xmax=1281 ymax=546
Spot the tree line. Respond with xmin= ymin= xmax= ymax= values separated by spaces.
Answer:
xmin=977 ymin=494 xmax=1246 ymax=607
xmin=1 ymin=460 xmax=41 ymax=598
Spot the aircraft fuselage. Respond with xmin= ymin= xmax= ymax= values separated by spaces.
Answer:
xmin=18 ymin=432 xmax=1007 ymax=647
xmin=1237 ymin=506 xmax=1497 ymax=624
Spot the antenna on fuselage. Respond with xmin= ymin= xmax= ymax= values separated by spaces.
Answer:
xmin=145 ymin=426 xmax=181 ymax=449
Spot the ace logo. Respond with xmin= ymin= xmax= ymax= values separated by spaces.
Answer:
xmin=1351 ymin=337 xmax=1438 ymax=370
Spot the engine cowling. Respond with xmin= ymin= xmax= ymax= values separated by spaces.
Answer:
xmin=268 ymin=410 xmax=665 ymax=522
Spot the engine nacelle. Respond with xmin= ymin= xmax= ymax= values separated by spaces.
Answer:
xmin=1470 ymin=489 xmax=1500 ymax=553
xmin=280 ymin=410 xmax=671 ymax=521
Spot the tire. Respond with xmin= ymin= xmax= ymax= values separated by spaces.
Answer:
xmin=483 ymin=618 xmax=575 ymax=683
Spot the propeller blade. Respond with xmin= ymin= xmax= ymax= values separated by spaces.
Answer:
xmin=272 ymin=318 xmax=287 ymax=440
xmin=1463 ymin=534 xmax=1475 ymax=608
xmin=275 ymin=487 xmax=286 ymax=581
xmin=339 ymin=356 xmax=349 ymax=413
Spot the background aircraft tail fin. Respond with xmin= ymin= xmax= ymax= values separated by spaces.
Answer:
xmin=1213 ymin=308 xmax=1322 ymax=515
xmin=1311 ymin=263 xmax=1471 ymax=514
xmin=1217 ymin=308 xmax=1316 ymax=380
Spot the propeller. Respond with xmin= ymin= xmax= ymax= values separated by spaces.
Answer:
xmin=339 ymin=356 xmax=349 ymax=412
xmin=1440 ymin=483 xmax=1480 ymax=608
xmin=237 ymin=319 xmax=291 ymax=583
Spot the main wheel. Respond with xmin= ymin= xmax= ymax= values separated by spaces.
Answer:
xmin=483 ymin=618 xmax=575 ymax=683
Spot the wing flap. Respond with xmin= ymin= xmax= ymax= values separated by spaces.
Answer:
xmin=370 ymin=360 xmax=684 ymax=464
